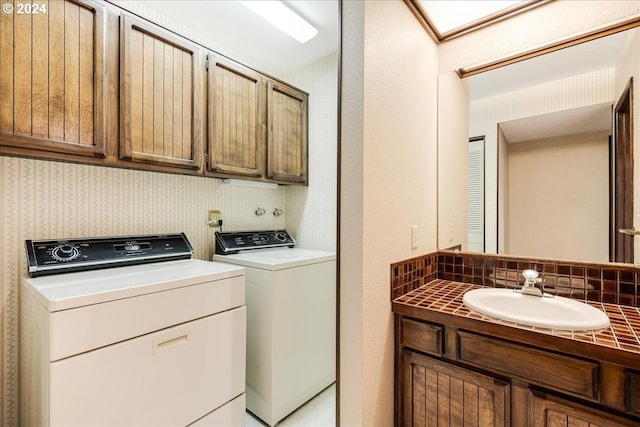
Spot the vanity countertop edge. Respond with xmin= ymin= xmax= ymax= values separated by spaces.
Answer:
xmin=392 ymin=279 xmax=640 ymax=369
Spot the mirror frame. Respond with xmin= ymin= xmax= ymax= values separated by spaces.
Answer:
xmin=459 ymin=18 xmax=640 ymax=78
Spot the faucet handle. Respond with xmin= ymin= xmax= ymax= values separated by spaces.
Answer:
xmin=522 ymin=269 xmax=542 ymax=285
xmin=522 ymin=269 xmax=539 ymax=281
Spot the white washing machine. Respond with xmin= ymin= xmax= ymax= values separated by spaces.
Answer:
xmin=20 ymin=233 xmax=246 ymax=427
xmin=213 ymin=230 xmax=336 ymax=427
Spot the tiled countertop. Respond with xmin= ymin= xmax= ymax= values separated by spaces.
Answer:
xmin=393 ymin=279 xmax=640 ymax=355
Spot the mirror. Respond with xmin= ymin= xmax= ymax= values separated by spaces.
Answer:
xmin=439 ymin=27 xmax=640 ymax=264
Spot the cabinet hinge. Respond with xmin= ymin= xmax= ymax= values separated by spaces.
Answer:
xmin=205 ymin=152 xmax=209 ymax=164
xmin=205 ymin=56 xmax=209 ymax=71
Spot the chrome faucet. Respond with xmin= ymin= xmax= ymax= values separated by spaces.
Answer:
xmin=520 ymin=269 xmax=544 ymax=297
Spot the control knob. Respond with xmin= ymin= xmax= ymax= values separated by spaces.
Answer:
xmin=51 ymin=244 xmax=80 ymax=262
xmin=274 ymin=232 xmax=289 ymax=243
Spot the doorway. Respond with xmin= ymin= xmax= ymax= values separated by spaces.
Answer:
xmin=612 ymin=77 xmax=634 ymax=263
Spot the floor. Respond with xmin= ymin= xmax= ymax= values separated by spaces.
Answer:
xmin=245 ymin=383 xmax=336 ymax=427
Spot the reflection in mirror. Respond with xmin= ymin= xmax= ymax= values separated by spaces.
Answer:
xmin=463 ymin=28 xmax=640 ymax=264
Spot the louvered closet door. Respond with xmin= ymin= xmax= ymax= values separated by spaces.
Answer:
xmin=267 ymin=81 xmax=308 ymax=185
xmin=120 ymin=15 xmax=203 ymax=170
xmin=0 ymin=0 xmax=106 ymax=156
xmin=207 ymin=54 xmax=263 ymax=177
xmin=468 ymin=137 xmax=485 ymax=253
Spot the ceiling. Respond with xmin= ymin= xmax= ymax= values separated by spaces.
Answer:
xmin=499 ymin=102 xmax=613 ymax=143
xmin=138 ymin=1 xmax=339 ymax=77
xmin=468 ymin=30 xmax=629 ymax=100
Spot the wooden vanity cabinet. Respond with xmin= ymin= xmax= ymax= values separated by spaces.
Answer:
xmin=395 ymin=313 xmax=639 ymax=427
xmin=403 ymin=349 xmax=510 ymax=427
xmin=120 ymin=14 xmax=203 ymax=171
xmin=530 ymin=390 xmax=639 ymax=427
xmin=0 ymin=0 xmax=107 ymax=158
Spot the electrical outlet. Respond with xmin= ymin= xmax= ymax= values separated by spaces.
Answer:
xmin=208 ymin=210 xmax=221 ymax=228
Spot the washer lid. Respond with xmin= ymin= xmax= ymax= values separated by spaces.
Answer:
xmin=213 ymin=248 xmax=335 ymax=270
xmin=22 ymin=259 xmax=244 ymax=312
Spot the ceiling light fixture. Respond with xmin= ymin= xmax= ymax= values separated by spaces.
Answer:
xmin=239 ymin=0 xmax=318 ymax=44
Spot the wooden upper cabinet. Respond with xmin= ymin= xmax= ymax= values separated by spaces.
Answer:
xmin=0 ymin=0 xmax=107 ymax=157
xmin=206 ymin=54 xmax=263 ymax=177
xmin=267 ymin=81 xmax=309 ymax=185
xmin=120 ymin=15 xmax=203 ymax=170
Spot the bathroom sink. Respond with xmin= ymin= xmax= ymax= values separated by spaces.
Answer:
xmin=462 ymin=288 xmax=610 ymax=331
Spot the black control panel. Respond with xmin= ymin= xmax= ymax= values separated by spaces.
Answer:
xmin=25 ymin=233 xmax=194 ymax=277
xmin=215 ymin=230 xmax=295 ymax=255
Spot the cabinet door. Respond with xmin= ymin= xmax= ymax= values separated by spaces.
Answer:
xmin=267 ymin=81 xmax=308 ymax=185
xmin=0 ymin=0 xmax=107 ymax=157
xmin=207 ymin=54 xmax=263 ymax=177
xmin=529 ymin=390 xmax=638 ymax=427
xmin=403 ymin=350 xmax=510 ymax=427
xmin=120 ymin=15 xmax=203 ymax=170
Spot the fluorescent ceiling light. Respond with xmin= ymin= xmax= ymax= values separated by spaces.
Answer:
xmin=240 ymin=0 xmax=318 ymax=44
xmin=419 ymin=0 xmax=525 ymax=34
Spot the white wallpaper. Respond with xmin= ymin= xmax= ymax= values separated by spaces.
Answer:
xmin=285 ymin=53 xmax=339 ymax=251
xmin=469 ymin=67 xmax=615 ymax=254
xmin=0 ymin=159 xmax=286 ymax=425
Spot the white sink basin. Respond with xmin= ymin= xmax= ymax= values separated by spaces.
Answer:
xmin=462 ymin=288 xmax=610 ymax=331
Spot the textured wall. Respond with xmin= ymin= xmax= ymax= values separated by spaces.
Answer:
xmin=507 ymin=132 xmax=610 ymax=261
xmin=0 ymin=158 xmax=286 ymax=425
xmin=285 ymin=53 xmax=338 ymax=251
xmin=341 ymin=1 xmax=439 ymax=425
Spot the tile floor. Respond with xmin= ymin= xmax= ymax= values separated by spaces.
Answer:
xmin=245 ymin=383 xmax=336 ymax=427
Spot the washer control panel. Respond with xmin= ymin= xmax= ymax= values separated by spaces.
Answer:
xmin=25 ymin=233 xmax=194 ymax=277
xmin=215 ymin=230 xmax=295 ymax=254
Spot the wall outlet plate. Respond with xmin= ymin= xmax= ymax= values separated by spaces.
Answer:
xmin=208 ymin=210 xmax=221 ymax=228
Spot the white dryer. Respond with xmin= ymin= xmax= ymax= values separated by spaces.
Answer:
xmin=213 ymin=230 xmax=336 ymax=427
xmin=21 ymin=233 xmax=246 ymax=427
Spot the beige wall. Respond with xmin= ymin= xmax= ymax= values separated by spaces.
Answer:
xmin=341 ymin=1 xmax=439 ymax=425
xmin=507 ymin=132 xmax=610 ymax=262
xmin=437 ymin=72 xmax=470 ymax=250
xmin=498 ymin=126 xmax=510 ymax=253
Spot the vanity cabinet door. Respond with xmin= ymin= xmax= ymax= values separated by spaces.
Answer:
xmin=402 ymin=349 xmax=510 ymax=427
xmin=266 ymin=80 xmax=308 ymax=185
xmin=120 ymin=14 xmax=203 ymax=170
xmin=0 ymin=0 xmax=107 ymax=158
xmin=529 ymin=390 xmax=638 ymax=427
xmin=206 ymin=54 xmax=264 ymax=178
